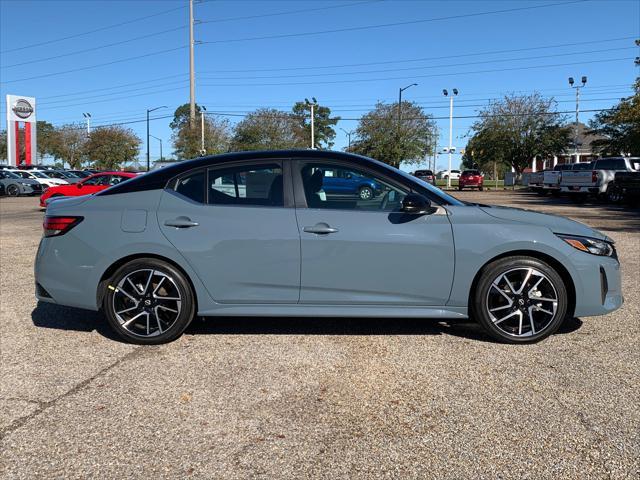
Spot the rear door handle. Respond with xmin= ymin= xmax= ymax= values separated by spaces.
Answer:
xmin=164 ymin=216 xmax=199 ymax=228
xmin=303 ymin=223 xmax=339 ymax=235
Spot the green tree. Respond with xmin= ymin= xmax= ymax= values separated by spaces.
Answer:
xmin=589 ymin=45 xmax=639 ymax=155
xmin=465 ymin=93 xmax=571 ymax=175
xmin=49 ymin=124 xmax=88 ymax=169
xmin=82 ymin=126 xmax=141 ymax=170
xmin=170 ymin=103 xmax=231 ymax=159
xmin=291 ymin=100 xmax=340 ymax=149
xmin=36 ymin=120 xmax=56 ymax=161
xmin=0 ymin=130 xmax=7 ymax=162
xmin=349 ymin=102 xmax=437 ymax=168
xmin=230 ymin=108 xmax=306 ymax=151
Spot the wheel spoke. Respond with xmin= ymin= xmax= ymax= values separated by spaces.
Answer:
xmin=126 ymin=277 xmax=143 ymax=295
xmin=516 ymin=268 xmax=533 ymax=294
xmin=531 ymin=296 xmax=556 ymax=303
xmin=157 ymin=304 xmax=178 ymax=313
xmin=527 ymin=306 xmax=536 ymax=335
xmin=142 ymin=270 xmax=154 ymax=295
xmin=536 ymin=306 xmax=555 ymax=316
xmin=152 ymin=276 xmax=166 ymax=295
xmin=492 ymin=310 xmax=519 ymax=325
xmin=116 ymin=305 xmax=138 ymax=315
xmin=122 ymin=311 xmax=146 ymax=329
xmin=518 ymin=310 xmax=524 ymax=336
xmin=491 ymin=282 xmax=513 ymax=303
xmin=503 ymin=274 xmax=516 ymax=294
xmin=153 ymin=307 xmax=164 ymax=334
xmin=117 ymin=286 xmax=139 ymax=304
xmin=489 ymin=304 xmax=512 ymax=313
xmin=154 ymin=295 xmax=180 ymax=301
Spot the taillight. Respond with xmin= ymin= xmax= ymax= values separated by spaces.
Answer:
xmin=43 ymin=216 xmax=83 ymax=237
xmin=592 ymin=171 xmax=597 ymax=183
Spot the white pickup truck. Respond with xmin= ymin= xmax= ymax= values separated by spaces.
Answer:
xmin=533 ymin=164 xmax=574 ymax=195
xmin=560 ymin=157 xmax=640 ymax=201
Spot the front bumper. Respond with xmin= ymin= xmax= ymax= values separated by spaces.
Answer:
xmin=571 ymin=253 xmax=623 ymax=317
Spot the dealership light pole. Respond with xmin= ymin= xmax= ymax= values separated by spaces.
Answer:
xmin=146 ymin=105 xmax=167 ymax=171
xmin=200 ymin=105 xmax=207 ymax=155
xmin=149 ymin=135 xmax=163 ymax=162
xmin=189 ymin=0 xmax=196 ymax=128
xmin=305 ymin=97 xmax=318 ymax=149
xmin=397 ymin=83 xmax=417 ymax=167
xmin=568 ymin=76 xmax=587 ymax=163
xmin=340 ymin=128 xmax=354 ymax=149
xmin=82 ymin=112 xmax=91 ymax=135
xmin=443 ymin=88 xmax=458 ymax=189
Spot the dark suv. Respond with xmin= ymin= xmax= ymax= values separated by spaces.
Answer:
xmin=413 ymin=169 xmax=435 ymax=185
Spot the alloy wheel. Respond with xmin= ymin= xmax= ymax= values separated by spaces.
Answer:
xmin=7 ymin=184 xmax=19 ymax=196
xmin=359 ymin=187 xmax=372 ymax=200
xmin=485 ymin=267 xmax=558 ymax=338
xmin=112 ymin=269 xmax=182 ymax=338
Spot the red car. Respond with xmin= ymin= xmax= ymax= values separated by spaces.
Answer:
xmin=40 ymin=171 xmax=136 ymax=207
xmin=458 ymin=169 xmax=484 ymax=191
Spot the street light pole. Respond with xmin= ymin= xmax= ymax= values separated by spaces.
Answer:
xmin=82 ymin=113 xmax=91 ymax=135
xmin=340 ymin=128 xmax=354 ymax=149
xmin=443 ymin=88 xmax=458 ymax=189
xmin=189 ymin=0 xmax=196 ymax=128
xmin=397 ymin=83 xmax=417 ymax=168
xmin=146 ymin=105 xmax=167 ymax=171
xmin=200 ymin=105 xmax=207 ymax=155
xmin=305 ymin=98 xmax=318 ymax=149
xmin=568 ymin=76 xmax=587 ymax=163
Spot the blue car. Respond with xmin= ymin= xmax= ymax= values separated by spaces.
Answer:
xmin=35 ymin=150 xmax=622 ymax=345
xmin=319 ymin=167 xmax=381 ymax=200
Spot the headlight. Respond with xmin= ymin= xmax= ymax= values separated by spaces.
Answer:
xmin=20 ymin=182 xmax=32 ymax=187
xmin=557 ymin=234 xmax=615 ymax=257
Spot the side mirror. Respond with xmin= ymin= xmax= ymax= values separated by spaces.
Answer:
xmin=401 ymin=193 xmax=431 ymax=214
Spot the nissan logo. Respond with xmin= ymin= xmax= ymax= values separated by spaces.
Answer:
xmin=12 ymin=99 xmax=34 ymax=119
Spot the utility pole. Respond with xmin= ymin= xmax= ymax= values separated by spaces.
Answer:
xmin=305 ymin=98 xmax=318 ymax=149
xmin=150 ymin=135 xmax=163 ymax=161
xmin=82 ymin=113 xmax=91 ymax=135
xmin=340 ymin=128 xmax=354 ymax=149
xmin=397 ymin=83 xmax=417 ymax=168
xmin=443 ymin=88 xmax=458 ymax=189
xmin=189 ymin=0 xmax=196 ymax=128
xmin=568 ymin=76 xmax=587 ymax=163
xmin=200 ymin=105 xmax=207 ymax=155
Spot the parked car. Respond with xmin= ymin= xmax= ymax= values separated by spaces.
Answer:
xmin=8 ymin=169 xmax=69 ymax=189
xmin=318 ymin=167 xmax=382 ymax=200
xmin=39 ymin=171 xmax=136 ymax=207
xmin=0 ymin=170 xmax=43 ymax=196
xmin=528 ymin=170 xmax=545 ymax=193
xmin=437 ymin=169 xmax=461 ymax=180
xmin=560 ymin=157 xmax=640 ymax=202
xmin=413 ymin=169 xmax=435 ymax=185
xmin=43 ymin=170 xmax=80 ymax=184
xmin=458 ymin=170 xmax=483 ymax=191
xmin=35 ymin=150 xmax=622 ymax=345
xmin=613 ymin=170 xmax=640 ymax=206
xmin=0 ymin=182 xmax=5 ymax=196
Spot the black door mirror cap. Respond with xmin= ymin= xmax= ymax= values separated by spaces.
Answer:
xmin=401 ymin=193 xmax=433 ymax=214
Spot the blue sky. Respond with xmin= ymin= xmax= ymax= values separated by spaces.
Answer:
xmin=1 ymin=0 xmax=638 ymax=170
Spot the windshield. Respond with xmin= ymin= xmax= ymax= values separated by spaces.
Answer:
xmin=393 ymin=168 xmax=465 ymax=206
xmin=1 ymin=171 xmax=20 ymax=179
xmin=61 ymin=171 xmax=79 ymax=178
xmin=630 ymin=159 xmax=640 ymax=171
xmin=31 ymin=171 xmax=50 ymax=178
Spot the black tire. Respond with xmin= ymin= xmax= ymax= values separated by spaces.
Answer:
xmin=473 ymin=256 xmax=568 ymax=344
xmin=458 ymin=185 xmax=463 ymax=191
xmin=102 ymin=258 xmax=196 ymax=345
xmin=535 ymin=189 xmax=548 ymax=196
xmin=7 ymin=184 xmax=20 ymax=197
xmin=358 ymin=185 xmax=373 ymax=200
xmin=479 ymin=186 xmax=484 ymax=192
xmin=606 ymin=183 xmax=623 ymax=204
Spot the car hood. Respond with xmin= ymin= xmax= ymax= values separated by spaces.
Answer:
xmin=478 ymin=204 xmax=610 ymax=241
xmin=18 ymin=178 xmax=40 ymax=185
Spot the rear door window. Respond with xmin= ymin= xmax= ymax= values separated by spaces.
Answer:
xmin=175 ymin=171 xmax=205 ymax=204
xmin=208 ymin=163 xmax=283 ymax=207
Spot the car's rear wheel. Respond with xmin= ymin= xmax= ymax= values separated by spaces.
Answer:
xmin=473 ymin=256 xmax=568 ymax=343
xmin=479 ymin=186 xmax=484 ymax=191
xmin=103 ymin=258 xmax=195 ymax=344
xmin=7 ymin=184 xmax=20 ymax=196
xmin=458 ymin=185 xmax=463 ymax=191
xmin=606 ymin=183 xmax=623 ymax=204
xmin=359 ymin=185 xmax=373 ymax=200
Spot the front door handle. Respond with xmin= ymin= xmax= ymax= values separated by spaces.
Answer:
xmin=164 ymin=216 xmax=199 ymax=228
xmin=303 ymin=223 xmax=339 ymax=235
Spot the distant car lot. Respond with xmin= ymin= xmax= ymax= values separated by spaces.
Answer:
xmin=0 ymin=191 xmax=638 ymax=478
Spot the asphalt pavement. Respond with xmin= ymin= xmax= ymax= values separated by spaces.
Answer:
xmin=1 ymin=191 xmax=638 ymax=479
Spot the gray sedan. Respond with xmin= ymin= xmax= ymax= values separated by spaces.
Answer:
xmin=35 ymin=150 xmax=622 ymax=345
xmin=0 ymin=170 xmax=43 ymax=196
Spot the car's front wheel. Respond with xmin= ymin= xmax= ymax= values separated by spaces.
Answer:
xmin=103 ymin=258 xmax=196 ymax=344
xmin=7 ymin=184 xmax=20 ymax=196
xmin=359 ymin=185 xmax=373 ymax=200
xmin=473 ymin=256 xmax=568 ymax=343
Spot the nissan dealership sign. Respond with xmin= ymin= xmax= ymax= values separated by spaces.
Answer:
xmin=7 ymin=95 xmax=36 ymax=123
xmin=6 ymin=95 xmax=37 ymax=166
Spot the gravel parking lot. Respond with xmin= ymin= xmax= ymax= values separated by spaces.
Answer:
xmin=1 ymin=191 xmax=638 ymax=479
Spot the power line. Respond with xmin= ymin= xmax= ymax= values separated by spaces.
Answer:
xmin=199 ymin=57 xmax=635 ymax=87
xmin=1 ymin=46 xmax=187 ymax=84
xmin=200 ymin=1 xmax=587 ymax=45
xmin=198 ymin=46 xmax=636 ymax=81
xmin=198 ymin=36 xmax=636 ymax=73
xmin=1 ymin=27 xmax=186 ymax=69
xmin=0 ymin=4 xmax=186 ymax=54
xmin=198 ymin=0 xmax=383 ymax=24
